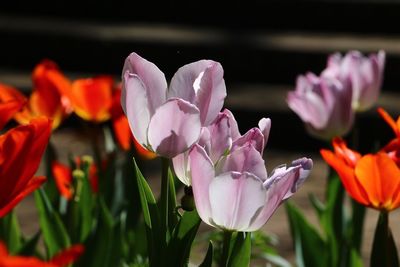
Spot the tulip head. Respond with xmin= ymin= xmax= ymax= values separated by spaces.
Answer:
xmin=121 ymin=52 xmax=226 ymax=158
xmin=322 ymin=50 xmax=385 ymax=112
xmin=287 ymin=72 xmax=354 ymax=140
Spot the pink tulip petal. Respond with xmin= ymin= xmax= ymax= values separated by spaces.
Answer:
xmin=232 ymin=128 xmax=264 ymax=154
xmin=121 ymin=73 xmax=151 ymax=147
xmin=222 ymin=109 xmax=241 ymax=140
xmin=168 ymin=60 xmax=214 ymax=103
xmin=148 ymin=98 xmax=201 ymax=158
xmin=190 ymin=144 xmax=214 ymax=226
xmin=219 ymin=145 xmax=267 ymax=180
xmin=122 ymin=52 xmax=167 ymax=115
xmin=208 ymin=113 xmax=232 ymax=163
xmin=246 ymin=167 xmax=300 ymax=231
xmin=258 ymin=118 xmax=271 ymax=148
xmin=209 ymin=171 xmax=266 ymax=231
xmin=172 ymin=152 xmax=191 ymax=186
xmin=195 ymin=62 xmax=227 ymax=125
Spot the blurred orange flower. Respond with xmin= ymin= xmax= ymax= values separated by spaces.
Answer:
xmin=14 ymin=60 xmax=72 ymax=129
xmin=0 ymin=83 xmax=26 ymax=130
xmin=0 ymin=117 xmax=52 ymax=217
xmin=378 ymin=107 xmax=400 ymax=166
xmin=52 ymin=158 xmax=99 ymax=200
xmin=0 ymin=242 xmax=84 ymax=267
xmin=68 ymin=76 xmax=113 ymax=123
xmin=321 ymin=138 xmax=400 ymax=211
xmin=110 ymin=84 xmax=156 ymax=159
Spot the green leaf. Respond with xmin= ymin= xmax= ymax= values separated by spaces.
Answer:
xmin=0 ymin=211 xmax=22 ymax=254
xmin=167 ymin=210 xmax=201 ymax=267
xmin=75 ymin=198 xmax=118 ymax=267
xmin=349 ymin=249 xmax=364 ymax=267
xmin=227 ymin=232 xmax=251 ymax=267
xmin=133 ymin=158 xmax=162 ymax=267
xmin=370 ymin=211 xmax=399 ymax=267
xmin=167 ymin=168 xmax=179 ymax=232
xmin=285 ymin=201 xmax=327 ymax=267
xmin=199 ymin=241 xmax=214 ymax=267
xmin=79 ymin=159 xmax=96 ymax=241
xmin=34 ymin=189 xmax=70 ymax=258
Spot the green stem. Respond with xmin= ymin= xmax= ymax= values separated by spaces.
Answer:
xmin=220 ymin=231 xmax=233 ymax=267
xmin=370 ymin=211 xmax=399 ymax=267
xmin=351 ymin=199 xmax=366 ymax=252
xmin=160 ymin=157 xmax=170 ymax=241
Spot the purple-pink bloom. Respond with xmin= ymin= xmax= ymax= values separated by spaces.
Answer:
xmin=172 ymin=109 xmax=271 ymax=185
xmin=287 ymin=72 xmax=354 ymax=140
xmin=121 ymin=53 xmax=227 ymax=158
xmin=189 ymin=143 xmax=312 ymax=232
xmin=322 ymin=50 xmax=385 ymax=112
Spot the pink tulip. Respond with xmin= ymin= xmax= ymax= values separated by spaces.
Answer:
xmin=121 ymin=53 xmax=226 ymax=158
xmin=172 ymin=109 xmax=271 ymax=185
xmin=322 ymin=50 xmax=385 ymax=111
xmin=287 ymin=72 xmax=354 ymax=140
xmin=189 ymin=143 xmax=312 ymax=232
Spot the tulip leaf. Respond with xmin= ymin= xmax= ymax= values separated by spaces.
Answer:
xmin=370 ymin=211 xmax=399 ymax=267
xmin=227 ymin=232 xmax=251 ymax=267
xmin=133 ymin=158 xmax=162 ymax=267
xmin=199 ymin=241 xmax=214 ymax=267
xmin=79 ymin=160 xmax=95 ymax=242
xmin=0 ymin=211 xmax=22 ymax=254
xmin=285 ymin=201 xmax=327 ymax=267
xmin=167 ymin=168 xmax=179 ymax=232
xmin=34 ymin=189 xmax=70 ymax=258
xmin=166 ymin=210 xmax=201 ymax=267
xmin=75 ymin=197 xmax=121 ymax=267
xmin=349 ymin=248 xmax=364 ymax=267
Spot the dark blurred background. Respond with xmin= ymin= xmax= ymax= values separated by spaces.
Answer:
xmin=1 ymin=0 xmax=399 ymax=153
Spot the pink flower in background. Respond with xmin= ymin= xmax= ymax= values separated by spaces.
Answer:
xmin=172 ymin=109 xmax=271 ymax=186
xmin=189 ymin=143 xmax=312 ymax=232
xmin=121 ymin=53 xmax=226 ymax=158
xmin=322 ymin=50 xmax=385 ymax=112
xmin=287 ymin=72 xmax=354 ymax=140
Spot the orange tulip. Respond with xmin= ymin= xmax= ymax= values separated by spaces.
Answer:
xmin=69 ymin=76 xmax=113 ymax=122
xmin=0 ymin=84 xmax=26 ymax=130
xmin=110 ymin=85 xmax=156 ymax=159
xmin=0 ymin=242 xmax=84 ymax=267
xmin=14 ymin=60 xmax=72 ymax=129
xmin=52 ymin=158 xmax=99 ymax=200
xmin=321 ymin=138 xmax=400 ymax=211
xmin=377 ymin=107 xmax=400 ymax=166
xmin=0 ymin=117 xmax=52 ymax=217
xmin=378 ymin=107 xmax=400 ymax=138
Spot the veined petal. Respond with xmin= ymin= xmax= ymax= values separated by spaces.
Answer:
xmin=122 ymin=52 xmax=167 ymax=115
xmin=258 ymin=118 xmax=271 ymax=148
xmin=219 ymin=144 xmax=267 ymax=180
xmin=194 ymin=62 xmax=227 ymax=125
xmin=168 ymin=60 xmax=214 ymax=103
xmin=222 ymin=109 xmax=241 ymax=140
xmin=208 ymin=113 xmax=232 ymax=163
xmin=190 ymin=144 xmax=214 ymax=226
xmin=148 ymin=99 xmax=201 ymax=158
xmin=209 ymin=172 xmax=266 ymax=231
xmin=246 ymin=166 xmax=300 ymax=232
xmin=122 ymin=73 xmax=152 ymax=148
xmin=232 ymin=128 xmax=264 ymax=154
xmin=172 ymin=152 xmax=191 ymax=186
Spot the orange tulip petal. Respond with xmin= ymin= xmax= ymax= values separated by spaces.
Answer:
xmin=320 ymin=149 xmax=369 ymax=205
xmin=71 ymin=76 xmax=113 ymax=122
xmin=0 ymin=100 xmax=25 ymax=130
xmin=52 ymin=161 xmax=74 ymax=200
xmin=355 ymin=153 xmax=400 ymax=210
xmin=133 ymin=136 xmax=157 ymax=160
xmin=50 ymin=244 xmax=85 ymax=266
xmin=112 ymin=115 xmax=132 ymax=151
xmin=0 ymin=176 xmax=46 ymax=218
xmin=332 ymin=137 xmax=361 ymax=167
xmin=378 ymin=107 xmax=400 ymax=138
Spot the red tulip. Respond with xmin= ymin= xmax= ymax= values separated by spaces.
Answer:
xmin=0 ymin=242 xmax=84 ymax=267
xmin=0 ymin=117 xmax=52 ymax=217
xmin=0 ymin=84 xmax=26 ymax=130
